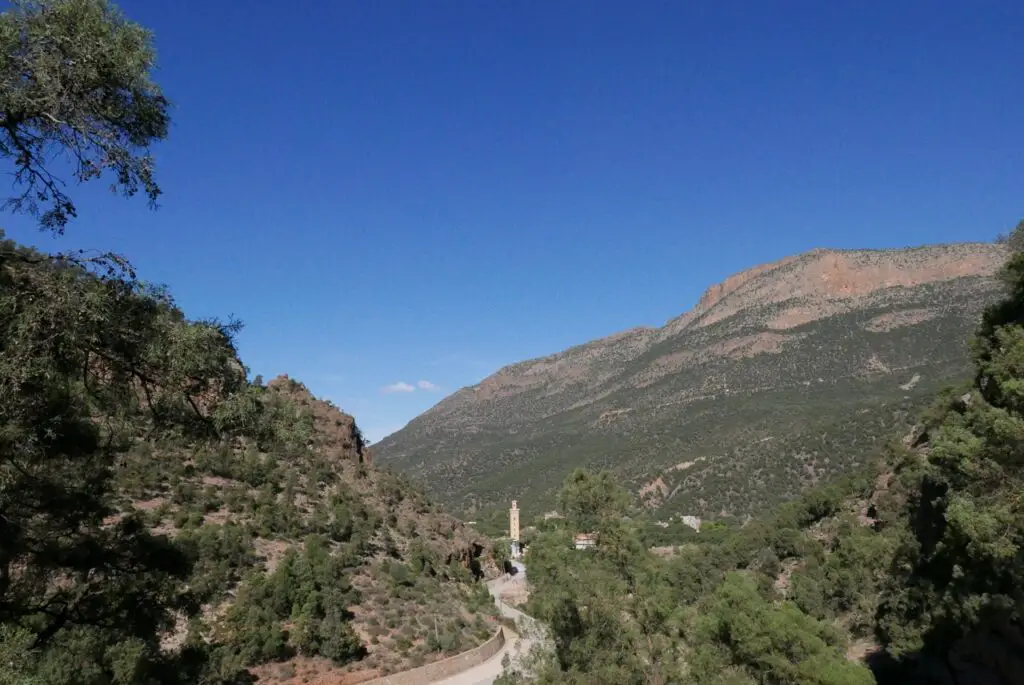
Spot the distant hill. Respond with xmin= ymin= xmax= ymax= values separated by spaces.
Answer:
xmin=373 ymin=242 xmax=1007 ymax=521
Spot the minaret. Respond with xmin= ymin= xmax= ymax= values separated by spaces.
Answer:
xmin=509 ymin=500 xmax=520 ymax=542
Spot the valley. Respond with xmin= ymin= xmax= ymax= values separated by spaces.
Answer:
xmin=2 ymin=3 xmax=1022 ymax=685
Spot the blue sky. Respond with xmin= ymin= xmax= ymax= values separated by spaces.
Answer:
xmin=3 ymin=1 xmax=1022 ymax=442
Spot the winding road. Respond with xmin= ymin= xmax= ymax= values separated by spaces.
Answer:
xmin=434 ymin=563 xmax=539 ymax=685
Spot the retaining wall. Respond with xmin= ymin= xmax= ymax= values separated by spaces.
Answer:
xmin=358 ymin=626 xmax=506 ymax=685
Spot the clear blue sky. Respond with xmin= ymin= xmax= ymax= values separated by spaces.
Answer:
xmin=3 ymin=1 xmax=1022 ymax=441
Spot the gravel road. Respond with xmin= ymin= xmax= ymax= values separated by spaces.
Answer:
xmin=433 ymin=563 xmax=538 ymax=685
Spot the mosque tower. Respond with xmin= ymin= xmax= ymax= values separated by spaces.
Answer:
xmin=509 ymin=500 xmax=520 ymax=541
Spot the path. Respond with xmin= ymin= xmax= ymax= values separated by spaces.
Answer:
xmin=434 ymin=563 xmax=539 ymax=685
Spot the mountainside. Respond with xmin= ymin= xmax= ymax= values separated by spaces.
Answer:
xmin=183 ymin=375 xmax=502 ymax=683
xmin=0 ymin=233 xmax=502 ymax=685
xmin=375 ymin=242 xmax=1007 ymax=521
xmin=500 ymin=228 xmax=1024 ymax=685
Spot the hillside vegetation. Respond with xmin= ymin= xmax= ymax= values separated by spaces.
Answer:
xmin=0 ymin=3 xmax=501 ymax=683
xmin=501 ymin=226 xmax=1024 ymax=685
xmin=0 ymin=233 xmax=502 ymax=685
xmin=375 ymin=244 xmax=1006 ymax=522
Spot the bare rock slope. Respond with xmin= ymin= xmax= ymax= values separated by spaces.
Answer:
xmin=374 ymin=243 xmax=1007 ymax=520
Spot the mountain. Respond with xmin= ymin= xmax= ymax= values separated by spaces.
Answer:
xmin=374 ymin=242 xmax=1007 ymax=522
xmin=0 ymin=233 xmax=503 ymax=685
xmin=512 ymin=229 xmax=1024 ymax=685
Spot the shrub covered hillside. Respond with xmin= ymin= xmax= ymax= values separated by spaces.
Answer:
xmin=0 ymin=234 xmax=501 ymax=685
xmin=508 ymin=222 xmax=1024 ymax=685
xmin=0 ymin=2 xmax=501 ymax=682
xmin=376 ymin=242 xmax=1004 ymax=522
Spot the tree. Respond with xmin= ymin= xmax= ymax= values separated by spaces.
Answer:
xmin=0 ymin=5 xmax=198 ymax=675
xmin=690 ymin=573 xmax=874 ymax=685
xmin=0 ymin=0 xmax=169 ymax=233
xmin=522 ymin=470 xmax=686 ymax=684
xmin=994 ymin=219 xmax=1024 ymax=255
xmin=0 ymin=233 xmax=252 ymax=683
xmin=556 ymin=468 xmax=631 ymax=534
xmin=874 ymin=221 xmax=1024 ymax=679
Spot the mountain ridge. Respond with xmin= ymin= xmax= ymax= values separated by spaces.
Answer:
xmin=375 ymin=241 xmax=1007 ymax=522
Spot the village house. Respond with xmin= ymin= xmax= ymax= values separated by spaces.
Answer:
xmin=573 ymin=533 xmax=597 ymax=550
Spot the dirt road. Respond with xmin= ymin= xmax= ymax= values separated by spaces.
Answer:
xmin=433 ymin=564 xmax=537 ymax=685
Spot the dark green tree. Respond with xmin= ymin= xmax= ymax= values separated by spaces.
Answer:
xmin=0 ymin=232 xmax=254 ymax=684
xmin=523 ymin=469 xmax=686 ymax=684
xmin=875 ymin=219 xmax=1024 ymax=678
xmin=690 ymin=573 xmax=874 ymax=685
xmin=0 ymin=4 xmax=249 ymax=681
xmin=994 ymin=219 xmax=1024 ymax=255
xmin=556 ymin=468 xmax=631 ymax=534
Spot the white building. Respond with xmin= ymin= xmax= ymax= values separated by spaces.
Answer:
xmin=573 ymin=533 xmax=597 ymax=551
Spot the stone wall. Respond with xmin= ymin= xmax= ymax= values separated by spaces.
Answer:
xmin=357 ymin=626 xmax=506 ymax=685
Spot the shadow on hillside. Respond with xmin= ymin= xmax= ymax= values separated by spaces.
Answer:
xmin=865 ymin=625 xmax=1024 ymax=685
xmin=174 ymin=647 xmax=256 ymax=684
xmin=867 ymin=649 xmax=974 ymax=685
xmin=470 ymin=548 xmax=484 ymax=579
xmin=865 ymin=650 xmax=915 ymax=685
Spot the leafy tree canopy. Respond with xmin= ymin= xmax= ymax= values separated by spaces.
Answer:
xmin=556 ymin=468 xmax=631 ymax=534
xmin=0 ymin=0 xmax=168 ymax=233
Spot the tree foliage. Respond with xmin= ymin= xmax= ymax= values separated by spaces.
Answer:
xmin=523 ymin=472 xmax=686 ymax=684
xmin=0 ymin=231 xmax=252 ymax=683
xmin=521 ymin=470 xmax=878 ymax=685
xmin=873 ymin=219 xmax=1024 ymax=676
xmin=556 ymin=468 xmax=631 ymax=534
xmin=0 ymin=0 xmax=169 ymax=233
xmin=690 ymin=573 xmax=873 ymax=685
xmin=0 ymin=234 xmax=385 ymax=683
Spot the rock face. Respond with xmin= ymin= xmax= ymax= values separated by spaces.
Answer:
xmin=374 ymin=242 xmax=1008 ymax=519
xmin=268 ymin=373 xmax=371 ymax=464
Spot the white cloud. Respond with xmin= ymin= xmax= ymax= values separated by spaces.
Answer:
xmin=380 ymin=379 xmax=440 ymax=394
xmin=381 ymin=381 xmax=415 ymax=394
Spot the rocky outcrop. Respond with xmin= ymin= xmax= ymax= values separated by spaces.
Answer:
xmin=268 ymin=373 xmax=370 ymax=464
